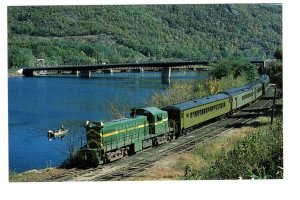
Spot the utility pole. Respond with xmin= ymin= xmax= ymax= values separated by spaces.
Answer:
xmin=271 ymin=84 xmax=277 ymax=125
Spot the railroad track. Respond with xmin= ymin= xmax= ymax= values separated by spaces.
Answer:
xmin=39 ymin=88 xmax=276 ymax=182
xmin=90 ymin=117 xmax=252 ymax=181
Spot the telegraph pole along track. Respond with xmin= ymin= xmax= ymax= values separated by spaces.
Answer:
xmin=37 ymin=87 xmax=280 ymax=182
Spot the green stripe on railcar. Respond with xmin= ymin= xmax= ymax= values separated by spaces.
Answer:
xmin=222 ymin=86 xmax=255 ymax=111
xmin=252 ymin=81 xmax=263 ymax=99
xmin=182 ymin=98 xmax=231 ymax=129
xmin=162 ymin=93 xmax=230 ymax=133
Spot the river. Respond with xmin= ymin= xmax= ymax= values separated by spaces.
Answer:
xmin=8 ymin=70 xmax=209 ymax=172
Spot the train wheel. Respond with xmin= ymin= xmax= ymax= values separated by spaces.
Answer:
xmin=76 ymin=150 xmax=99 ymax=167
xmin=152 ymin=138 xmax=159 ymax=147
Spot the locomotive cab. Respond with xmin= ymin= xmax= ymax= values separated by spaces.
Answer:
xmin=135 ymin=107 xmax=170 ymax=135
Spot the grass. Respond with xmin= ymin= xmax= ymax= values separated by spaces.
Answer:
xmin=127 ymin=112 xmax=282 ymax=181
xmin=183 ymin=115 xmax=283 ymax=180
xmin=126 ymin=127 xmax=253 ymax=181
xmin=9 ymin=168 xmax=66 ymax=182
xmin=182 ymin=127 xmax=253 ymax=177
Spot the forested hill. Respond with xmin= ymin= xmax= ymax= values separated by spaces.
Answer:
xmin=8 ymin=4 xmax=282 ymax=68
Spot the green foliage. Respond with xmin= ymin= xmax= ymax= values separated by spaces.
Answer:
xmin=146 ymin=82 xmax=195 ymax=108
xmin=210 ymin=57 xmax=259 ymax=82
xmin=184 ymin=117 xmax=283 ymax=179
xmin=274 ymin=47 xmax=283 ymax=60
xmin=265 ymin=60 xmax=282 ymax=88
xmin=8 ymin=4 xmax=282 ymax=68
xmin=218 ymin=74 xmax=249 ymax=91
xmin=147 ymin=74 xmax=248 ymax=109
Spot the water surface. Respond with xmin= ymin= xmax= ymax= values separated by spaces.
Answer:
xmin=8 ymin=71 xmax=209 ymax=172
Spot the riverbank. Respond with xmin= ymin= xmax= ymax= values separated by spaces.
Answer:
xmin=8 ymin=68 xmax=22 ymax=78
xmin=9 ymin=101 xmax=283 ymax=182
xmin=9 ymin=127 xmax=254 ymax=182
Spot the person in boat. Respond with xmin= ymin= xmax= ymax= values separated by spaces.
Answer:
xmin=60 ymin=124 xmax=65 ymax=130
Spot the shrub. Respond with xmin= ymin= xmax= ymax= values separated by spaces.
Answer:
xmin=185 ymin=116 xmax=283 ymax=180
xmin=146 ymin=82 xmax=195 ymax=108
xmin=210 ymin=57 xmax=259 ymax=82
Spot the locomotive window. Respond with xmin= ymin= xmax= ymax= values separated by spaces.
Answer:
xmin=186 ymin=113 xmax=189 ymax=118
xmin=157 ymin=115 xmax=162 ymax=121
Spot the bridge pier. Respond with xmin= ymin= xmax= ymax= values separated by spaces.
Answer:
xmin=22 ymin=69 xmax=34 ymax=77
xmin=161 ymin=68 xmax=171 ymax=85
xmin=79 ymin=70 xmax=91 ymax=78
xmin=71 ymin=70 xmax=80 ymax=76
xmin=103 ymin=68 xmax=113 ymax=73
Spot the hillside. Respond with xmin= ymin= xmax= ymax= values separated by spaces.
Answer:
xmin=7 ymin=4 xmax=282 ymax=68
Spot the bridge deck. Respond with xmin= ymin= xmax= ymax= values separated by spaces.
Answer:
xmin=22 ymin=60 xmax=265 ymax=77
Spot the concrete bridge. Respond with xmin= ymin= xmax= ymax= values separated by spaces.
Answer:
xmin=21 ymin=60 xmax=266 ymax=84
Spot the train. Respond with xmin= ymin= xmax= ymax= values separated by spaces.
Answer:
xmin=77 ymin=74 xmax=270 ymax=166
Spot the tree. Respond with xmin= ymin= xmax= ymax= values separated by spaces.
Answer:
xmin=274 ymin=48 xmax=282 ymax=60
xmin=211 ymin=57 xmax=259 ymax=82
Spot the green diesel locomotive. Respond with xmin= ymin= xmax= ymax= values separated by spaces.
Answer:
xmin=79 ymin=107 xmax=173 ymax=166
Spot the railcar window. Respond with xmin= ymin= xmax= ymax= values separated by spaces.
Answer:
xmin=242 ymin=93 xmax=253 ymax=100
xmin=257 ymin=87 xmax=262 ymax=93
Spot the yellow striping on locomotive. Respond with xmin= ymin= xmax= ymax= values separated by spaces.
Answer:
xmin=101 ymin=118 xmax=168 ymax=138
xmin=102 ymin=123 xmax=149 ymax=138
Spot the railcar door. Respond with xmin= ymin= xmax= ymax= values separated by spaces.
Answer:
xmin=181 ymin=112 xmax=184 ymax=130
xmin=235 ymin=97 xmax=238 ymax=109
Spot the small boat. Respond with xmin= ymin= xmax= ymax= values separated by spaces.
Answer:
xmin=47 ymin=124 xmax=68 ymax=141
